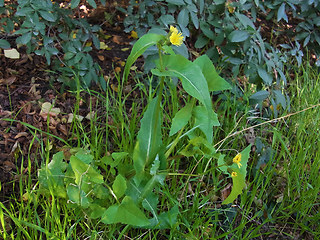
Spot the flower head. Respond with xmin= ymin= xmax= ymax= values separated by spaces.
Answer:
xmin=170 ymin=25 xmax=178 ymax=34
xmin=169 ymin=26 xmax=184 ymax=46
xmin=231 ymin=171 xmax=238 ymax=177
xmin=233 ymin=153 xmax=242 ymax=168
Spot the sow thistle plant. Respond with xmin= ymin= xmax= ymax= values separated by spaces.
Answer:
xmin=38 ymin=26 xmax=251 ymax=228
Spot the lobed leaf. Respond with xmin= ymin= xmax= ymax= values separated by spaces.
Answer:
xmin=101 ymin=196 xmax=149 ymax=226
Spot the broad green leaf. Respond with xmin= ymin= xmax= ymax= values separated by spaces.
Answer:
xmin=112 ymin=174 xmax=127 ymax=199
xmin=222 ymin=170 xmax=246 ymax=205
xmin=86 ymin=0 xmax=97 ymax=8
xmin=0 ymin=0 xmax=4 ymax=7
xmin=142 ymin=191 xmax=158 ymax=216
xmin=235 ymin=12 xmax=255 ymax=29
xmin=64 ymin=52 xmax=75 ymax=61
xmin=217 ymin=154 xmax=227 ymax=174
xmin=277 ymin=3 xmax=288 ymax=23
xmin=228 ymin=30 xmax=250 ymax=42
xmin=152 ymin=55 xmax=212 ymax=112
xmin=152 ymin=55 xmax=214 ymax=142
xmin=70 ymin=156 xmax=104 ymax=185
xmin=195 ymin=34 xmax=209 ymax=49
xmin=134 ymin=97 xmax=162 ymax=184
xmin=190 ymin=11 xmax=199 ymax=29
xmin=39 ymin=10 xmax=56 ymax=22
xmin=70 ymin=0 xmax=80 ymax=9
xmin=17 ymin=32 xmax=32 ymax=45
xmin=15 ymin=7 xmax=33 ymax=16
xmin=123 ymin=33 xmax=164 ymax=81
xmin=257 ymin=67 xmax=272 ymax=86
xmin=273 ymin=90 xmax=287 ymax=109
xmin=249 ymin=90 xmax=270 ymax=101
xmin=166 ymin=0 xmax=185 ymax=5
xmin=223 ymin=145 xmax=251 ymax=204
xmin=101 ymin=196 xmax=149 ymax=226
xmin=180 ymin=136 xmax=216 ymax=157
xmin=0 ymin=40 xmax=10 ymax=49
xmin=194 ymin=106 xmax=219 ymax=143
xmin=194 ymin=55 xmax=231 ymax=92
xmin=75 ymin=150 xmax=93 ymax=164
xmin=67 ymin=184 xmax=90 ymax=208
xmin=150 ymin=155 xmax=160 ymax=175
xmin=200 ymin=21 xmax=214 ymax=39
xmin=112 ymin=152 xmax=129 ymax=162
xmin=93 ymin=184 xmax=109 ymax=199
xmin=177 ymin=8 xmax=189 ymax=27
xmin=148 ymin=205 xmax=179 ymax=229
xmin=92 ymin=34 xmax=100 ymax=49
xmin=169 ymin=102 xmax=193 ymax=136
xmin=159 ymin=14 xmax=175 ymax=27
xmin=89 ymin=204 xmax=106 ymax=219
xmin=38 ymin=152 xmax=67 ymax=198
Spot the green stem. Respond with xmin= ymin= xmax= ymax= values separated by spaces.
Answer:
xmin=146 ymin=45 xmax=165 ymax=167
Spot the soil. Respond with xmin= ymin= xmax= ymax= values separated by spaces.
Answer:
xmin=0 ymin=1 xmax=133 ymax=199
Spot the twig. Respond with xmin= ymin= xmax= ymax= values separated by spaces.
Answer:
xmin=214 ymin=103 xmax=320 ymax=149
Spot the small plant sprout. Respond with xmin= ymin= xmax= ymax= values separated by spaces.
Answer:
xmin=233 ymin=153 xmax=242 ymax=168
xmin=169 ymin=26 xmax=184 ymax=46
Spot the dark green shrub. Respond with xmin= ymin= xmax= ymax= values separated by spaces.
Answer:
xmin=0 ymin=0 xmax=106 ymax=89
xmin=121 ymin=0 xmax=319 ymax=116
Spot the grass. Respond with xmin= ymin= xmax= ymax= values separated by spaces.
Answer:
xmin=0 ymin=61 xmax=320 ymax=239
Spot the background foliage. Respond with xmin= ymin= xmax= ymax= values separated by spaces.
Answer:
xmin=0 ymin=0 xmax=107 ymax=89
xmin=121 ymin=0 xmax=320 ymax=116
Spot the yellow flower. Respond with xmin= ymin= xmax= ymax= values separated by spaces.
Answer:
xmin=170 ymin=25 xmax=178 ymax=34
xmin=231 ymin=171 xmax=238 ymax=177
xmin=169 ymin=27 xmax=184 ymax=46
xmin=233 ymin=153 xmax=242 ymax=168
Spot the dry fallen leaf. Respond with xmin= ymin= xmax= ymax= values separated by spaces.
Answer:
xmin=220 ymin=183 xmax=232 ymax=201
xmin=98 ymin=55 xmax=105 ymax=61
xmin=3 ymin=160 xmax=16 ymax=171
xmin=85 ymin=111 xmax=95 ymax=120
xmin=14 ymin=132 xmax=28 ymax=139
xmin=4 ymin=48 xmax=20 ymax=59
xmin=67 ymin=113 xmax=84 ymax=123
xmin=40 ymin=102 xmax=61 ymax=117
xmin=111 ymin=84 xmax=118 ymax=92
xmin=112 ymin=35 xmax=122 ymax=44
xmin=115 ymin=67 xmax=121 ymax=73
xmin=58 ymin=124 xmax=68 ymax=136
